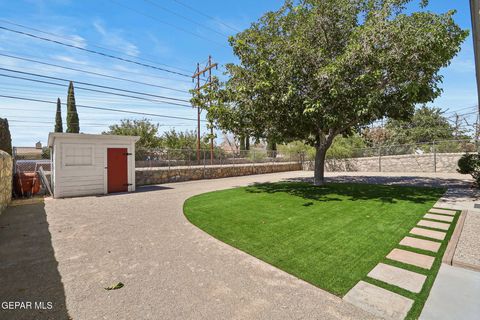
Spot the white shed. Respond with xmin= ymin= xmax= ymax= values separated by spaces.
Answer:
xmin=48 ymin=133 xmax=140 ymax=198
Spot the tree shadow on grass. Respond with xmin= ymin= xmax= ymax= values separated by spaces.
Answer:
xmin=0 ymin=203 xmax=70 ymax=320
xmin=245 ymin=182 xmax=445 ymax=204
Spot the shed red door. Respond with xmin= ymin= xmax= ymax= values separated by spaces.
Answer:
xmin=107 ymin=148 xmax=129 ymax=193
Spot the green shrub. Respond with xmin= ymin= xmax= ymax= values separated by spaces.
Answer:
xmin=278 ymin=141 xmax=315 ymax=161
xmin=457 ymin=153 xmax=480 ymax=185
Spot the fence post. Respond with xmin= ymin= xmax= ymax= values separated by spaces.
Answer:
xmin=203 ymin=149 xmax=206 ymax=179
xmin=433 ymin=140 xmax=437 ymax=173
xmin=167 ymin=149 xmax=170 ymax=171
xmin=233 ymin=151 xmax=236 ymax=176
xmin=378 ymin=146 xmax=382 ymax=172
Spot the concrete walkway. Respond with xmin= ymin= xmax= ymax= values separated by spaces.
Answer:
xmin=0 ymin=171 xmax=474 ymax=319
xmin=420 ymin=264 xmax=480 ymax=320
xmin=419 ymin=185 xmax=480 ymax=320
xmin=0 ymin=171 xmax=378 ymax=320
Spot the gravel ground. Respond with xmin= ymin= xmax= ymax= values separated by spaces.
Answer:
xmin=0 ymin=171 xmax=472 ymax=319
xmin=453 ymin=211 xmax=480 ymax=270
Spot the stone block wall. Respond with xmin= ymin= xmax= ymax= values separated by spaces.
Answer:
xmin=0 ymin=150 xmax=12 ymax=214
xmin=136 ymin=162 xmax=302 ymax=186
xmin=303 ymin=153 xmax=464 ymax=173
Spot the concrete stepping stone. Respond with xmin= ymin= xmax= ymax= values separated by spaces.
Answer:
xmin=344 ymin=281 xmax=414 ymax=320
xmin=429 ymin=208 xmax=456 ymax=216
xmin=418 ymin=219 xmax=450 ymax=231
xmin=410 ymin=227 xmax=446 ymax=241
xmin=399 ymin=236 xmax=441 ymax=253
xmin=387 ymin=248 xmax=435 ymax=269
xmin=368 ymin=263 xmax=427 ymax=293
xmin=424 ymin=213 xmax=454 ymax=223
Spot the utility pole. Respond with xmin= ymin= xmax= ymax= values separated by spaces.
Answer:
xmin=192 ymin=56 xmax=218 ymax=164
xmin=471 ymin=0 xmax=480 ymax=139
xmin=207 ymin=55 xmax=215 ymax=165
xmin=193 ymin=63 xmax=201 ymax=163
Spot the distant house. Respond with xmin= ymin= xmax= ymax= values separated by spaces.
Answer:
xmin=13 ymin=141 xmax=44 ymax=160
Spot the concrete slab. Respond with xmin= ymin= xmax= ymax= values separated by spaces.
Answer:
xmin=424 ymin=213 xmax=454 ymax=223
xmin=417 ymin=220 xmax=450 ymax=231
xmin=410 ymin=227 xmax=446 ymax=241
xmin=368 ymin=263 xmax=426 ymax=293
xmin=433 ymin=188 xmax=480 ymax=212
xmin=453 ymin=210 xmax=480 ymax=271
xmin=386 ymin=249 xmax=435 ymax=269
xmin=0 ymin=171 xmax=379 ymax=320
xmin=429 ymin=208 xmax=457 ymax=216
xmin=399 ymin=236 xmax=441 ymax=253
xmin=344 ymin=281 xmax=414 ymax=320
xmin=420 ymin=264 xmax=480 ymax=320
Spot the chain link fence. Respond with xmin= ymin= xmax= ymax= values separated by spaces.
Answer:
xmin=342 ymin=139 xmax=478 ymax=159
xmin=12 ymin=148 xmax=51 ymax=197
xmin=135 ymin=148 xmax=303 ymax=169
xmin=299 ymin=139 xmax=478 ymax=173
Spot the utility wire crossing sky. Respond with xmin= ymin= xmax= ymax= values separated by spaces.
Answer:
xmin=0 ymin=0 xmax=477 ymax=146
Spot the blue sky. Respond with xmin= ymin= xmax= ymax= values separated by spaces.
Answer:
xmin=0 ymin=0 xmax=477 ymax=147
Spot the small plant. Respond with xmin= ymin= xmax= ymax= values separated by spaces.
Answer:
xmin=457 ymin=153 xmax=480 ymax=185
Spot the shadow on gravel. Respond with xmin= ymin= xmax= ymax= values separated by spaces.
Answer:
xmin=246 ymin=181 xmax=445 ymax=204
xmin=0 ymin=203 xmax=70 ymax=320
xmin=136 ymin=185 xmax=174 ymax=193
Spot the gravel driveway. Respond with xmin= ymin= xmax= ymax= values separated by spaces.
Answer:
xmin=0 ymin=171 xmax=471 ymax=319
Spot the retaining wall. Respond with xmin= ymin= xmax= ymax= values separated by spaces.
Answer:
xmin=303 ymin=153 xmax=464 ymax=173
xmin=0 ymin=150 xmax=12 ymax=214
xmin=136 ymin=162 xmax=302 ymax=186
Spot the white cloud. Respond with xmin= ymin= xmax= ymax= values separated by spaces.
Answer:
xmin=50 ymin=54 xmax=89 ymax=65
xmin=93 ymin=20 xmax=140 ymax=57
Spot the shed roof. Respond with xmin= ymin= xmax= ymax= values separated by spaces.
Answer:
xmin=48 ymin=133 xmax=140 ymax=147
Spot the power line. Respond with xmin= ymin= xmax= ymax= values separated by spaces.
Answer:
xmin=0 ymin=53 xmax=192 ymax=89
xmin=144 ymin=0 xmax=229 ymax=38
xmin=443 ymin=105 xmax=478 ymax=115
xmin=109 ymin=0 xmax=227 ymax=48
xmin=0 ymin=73 xmax=193 ymax=108
xmin=0 ymin=67 xmax=191 ymax=103
xmin=9 ymin=119 xmax=107 ymax=126
xmin=171 ymin=0 xmax=241 ymax=33
xmin=0 ymin=19 xmax=193 ymax=74
xmin=0 ymin=94 xmax=207 ymax=122
xmin=0 ymin=26 xmax=192 ymax=78
xmin=6 ymin=115 xmax=194 ymax=127
xmin=0 ymin=84 xmax=192 ymax=106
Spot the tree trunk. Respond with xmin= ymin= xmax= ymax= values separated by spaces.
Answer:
xmin=245 ymin=135 xmax=250 ymax=150
xmin=313 ymin=144 xmax=328 ymax=186
xmin=239 ymin=135 xmax=246 ymax=151
xmin=313 ymin=131 xmax=335 ymax=186
xmin=267 ymin=141 xmax=277 ymax=158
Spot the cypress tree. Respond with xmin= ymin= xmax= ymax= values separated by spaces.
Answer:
xmin=66 ymin=81 xmax=80 ymax=133
xmin=54 ymin=98 xmax=63 ymax=133
xmin=0 ymin=118 xmax=12 ymax=155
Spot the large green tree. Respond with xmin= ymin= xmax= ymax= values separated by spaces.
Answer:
xmin=104 ymin=119 xmax=161 ymax=150
xmin=208 ymin=0 xmax=467 ymax=185
xmin=159 ymin=129 xmax=209 ymax=150
xmin=66 ymin=81 xmax=79 ymax=133
xmin=385 ymin=106 xmax=459 ymax=144
xmin=0 ymin=118 xmax=12 ymax=155
xmin=55 ymin=98 xmax=63 ymax=133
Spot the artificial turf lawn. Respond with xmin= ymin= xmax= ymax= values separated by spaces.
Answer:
xmin=183 ymin=182 xmax=445 ymax=297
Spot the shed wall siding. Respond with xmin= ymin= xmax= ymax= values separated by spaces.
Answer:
xmin=52 ymin=137 xmax=135 ymax=198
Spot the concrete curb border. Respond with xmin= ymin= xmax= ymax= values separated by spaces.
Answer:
xmin=442 ymin=210 xmax=467 ymax=265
